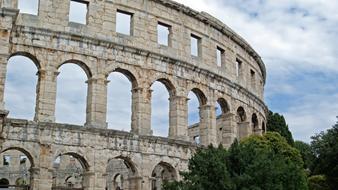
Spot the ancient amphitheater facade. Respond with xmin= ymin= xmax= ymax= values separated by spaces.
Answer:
xmin=0 ymin=0 xmax=267 ymax=190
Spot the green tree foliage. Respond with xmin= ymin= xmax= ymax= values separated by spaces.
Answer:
xmin=294 ymin=141 xmax=315 ymax=170
xmin=163 ymin=144 xmax=233 ymax=190
xmin=311 ymin=121 xmax=338 ymax=189
xmin=227 ymin=132 xmax=308 ymax=190
xmin=164 ymin=133 xmax=308 ymax=190
xmin=308 ymin=175 xmax=330 ymax=190
xmin=267 ymin=111 xmax=294 ymax=146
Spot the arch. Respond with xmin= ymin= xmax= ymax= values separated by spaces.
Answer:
xmin=236 ymin=106 xmax=247 ymax=122
xmin=56 ymin=63 xmax=88 ymax=125
xmin=107 ymin=68 xmax=137 ymax=130
xmin=112 ymin=156 xmax=138 ymax=175
xmin=262 ymin=121 xmax=266 ymax=133
xmin=106 ymin=156 xmax=140 ymax=190
xmin=151 ymin=78 xmax=176 ymax=97
xmin=58 ymin=59 xmax=92 ymax=79
xmin=9 ymin=52 xmax=41 ymax=69
xmin=151 ymin=162 xmax=177 ymax=190
xmin=15 ymin=178 xmax=27 ymax=186
xmin=0 ymin=178 xmax=9 ymax=186
xmin=108 ymin=68 xmax=138 ymax=89
xmin=0 ymin=147 xmax=35 ymax=167
xmin=151 ymin=79 xmax=172 ymax=137
xmin=5 ymin=54 xmax=39 ymax=120
xmin=216 ymin=98 xmax=230 ymax=115
xmin=61 ymin=152 xmax=90 ymax=171
xmin=251 ymin=113 xmax=258 ymax=131
xmin=189 ymin=88 xmax=207 ymax=106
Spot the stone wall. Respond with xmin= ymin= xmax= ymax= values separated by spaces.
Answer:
xmin=0 ymin=0 xmax=268 ymax=189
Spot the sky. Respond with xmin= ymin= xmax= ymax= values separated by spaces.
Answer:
xmin=4 ymin=0 xmax=338 ymax=142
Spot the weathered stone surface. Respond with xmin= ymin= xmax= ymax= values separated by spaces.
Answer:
xmin=0 ymin=0 xmax=268 ymax=189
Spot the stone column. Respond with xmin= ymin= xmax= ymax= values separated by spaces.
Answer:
xmin=85 ymin=76 xmax=108 ymax=128
xmin=131 ymin=87 xmax=152 ymax=136
xmin=217 ymin=113 xmax=237 ymax=148
xmin=0 ymin=8 xmax=19 ymax=110
xmin=199 ymin=104 xmax=217 ymax=146
xmin=238 ymin=121 xmax=250 ymax=140
xmin=0 ymin=56 xmax=7 ymax=110
xmin=0 ymin=109 xmax=8 ymax=148
xmin=169 ymin=95 xmax=189 ymax=141
xmin=34 ymin=69 xmax=58 ymax=122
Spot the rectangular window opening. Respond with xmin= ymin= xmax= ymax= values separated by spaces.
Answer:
xmin=116 ymin=10 xmax=133 ymax=36
xmin=18 ymin=0 xmax=39 ymax=15
xmin=157 ymin=22 xmax=171 ymax=46
xmin=251 ymin=69 xmax=256 ymax=89
xmin=20 ymin=155 xmax=27 ymax=165
xmin=191 ymin=34 xmax=201 ymax=57
xmin=193 ymin=136 xmax=201 ymax=144
xmin=217 ymin=47 xmax=224 ymax=67
xmin=3 ymin=155 xmax=10 ymax=166
xmin=69 ymin=0 xmax=88 ymax=25
xmin=236 ymin=58 xmax=242 ymax=78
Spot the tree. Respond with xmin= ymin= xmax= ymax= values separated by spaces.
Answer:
xmin=294 ymin=141 xmax=315 ymax=170
xmin=165 ymin=133 xmax=308 ymax=190
xmin=308 ymin=175 xmax=330 ymax=190
xmin=163 ymin=144 xmax=233 ymax=190
xmin=267 ymin=111 xmax=294 ymax=146
xmin=227 ymin=132 xmax=308 ymax=190
xmin=311 ymin=120 xmax=338 ymax=189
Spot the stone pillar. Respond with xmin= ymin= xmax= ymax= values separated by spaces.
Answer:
xmin=199 ymin=104 xmax=217 ymax=146
xmin=0 ymin=56 xmax=8 ymax=110
xmin=0 ymin=109 xmax=8 ymax=147
xmin=238 ymin=121 xmax=250 ymax=140
xmin=83 ymin=171 xmax=96 ymax=190
xmin=85 ymin=76 xmax=108 ymax=128
xmin=34 ymin=69 xmax=58 ymax=122
xmin=0 ymin=8 xmax=19 ymax=110
xmin=169 ymin=95 xmax=189 ymax=141
xmin=217 ymin=113 xmax=237 ymax=148
xmin=131 ymin=87 xmax=152 ymax=136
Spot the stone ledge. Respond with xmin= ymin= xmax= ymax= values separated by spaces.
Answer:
xmin=6 ymin=118 xmax=197 ymax=148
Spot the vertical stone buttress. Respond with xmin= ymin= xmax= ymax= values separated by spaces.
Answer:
xmin=0 ymin=7 xmax=18 ymax=111
xmin=30 ymin=145 xmax=53 ymax=190
xmin=169 ymin=95 xmax=189 ymax=140
xmin=131 ymin=87 xmax=152 ymax=135
xmin=86 ymin=76 xmax=108 ymax=128
xmin=34 ymin=69 xmax=58 ymax=122
xmin=217 ymin=112 xmax=237 ymax=148
xmin=199 ymin=104 xmax=217 ymax=146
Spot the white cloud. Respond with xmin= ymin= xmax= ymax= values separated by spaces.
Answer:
xmin=175 ymin=0 xmax=338 ymax=142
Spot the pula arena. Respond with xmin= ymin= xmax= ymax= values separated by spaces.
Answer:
xmin=0 ymin=0 xmax=268 ymax=189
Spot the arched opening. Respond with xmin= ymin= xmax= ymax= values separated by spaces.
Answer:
xmin=52 ymin=153 xmax=89 ymax=189
xmin=237 ymin=106 xmax=249 ymax=140
xmin=151 ymin=162 xmax=177 ymax=190
xmin=251 ymin=113 xmax=258 ymax=132
xmin=187 ymin=88 xmax=207 ymax=144
xmin=0 ymin=178 xmax=9 ymax=188
xmin=55 ymin=63 xmax=89 ymax=125
xmin=215 ymin=98 xmax=231 ymax=144
xmin=106 ymin=157 xmax=139 ymax=190
xmin=236 ymin=107 xmax=246 ymax=122
xmin=107 ymin=70 xmax=136 ymax=131
xmin=151 ymin=79 xmax=175 ymax=137
xmin=0 ymin=148 xmax=33 ymax=188
xmin=262 ymin=121 xmax=266 ymax=133
xmin=4 ymin=55 xmax=39 ymax=120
